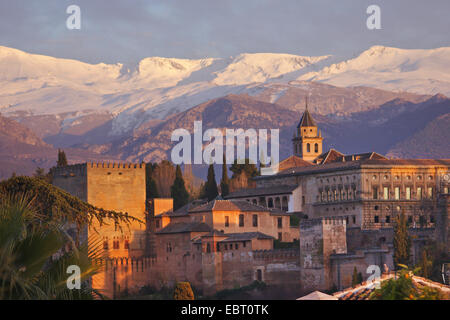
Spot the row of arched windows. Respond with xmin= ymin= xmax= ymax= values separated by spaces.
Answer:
xmin=295 ymin=143 xmax=319 ymax=154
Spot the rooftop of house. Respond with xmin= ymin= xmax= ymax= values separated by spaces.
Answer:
xmin=192 ymin=231 xmax=273 ymax=244
xmin=333 ymin=273 xmax=450 ymax=300
xmin=188 ymin=199 xmax=288 ymax=215
xmin=255 ymin=155 xmax=450 ymax=181
xmin=224 ymin=185 xmax=299 ymax=199
xmin=278 ymin=155 xmax=314 ymax=172
xmin=155 ymin=222 xmax=211 ymax=234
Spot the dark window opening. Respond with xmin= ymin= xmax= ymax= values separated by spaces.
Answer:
xmin=253 ymin=214 xmax=258 ymax=227
xmin=257 ymin=269 xmax=262 ymax=281
xmin=239 ymin=214 xmax=244 ymax=227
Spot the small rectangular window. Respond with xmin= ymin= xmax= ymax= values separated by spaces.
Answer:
xmin=427 ymin=187 xmax=433 ymax=198
xmin=372 ymin=186 xmax=378 ymax=199
xmin=239 ymin=214 xmax=244 ymax=227
xmin=374 ymin=216 xmax=379 ymax=223
xmin=225 ymin=216 xmax=230 ymax=227
xmin=385 ymin=216 xmax=390 ymax=223
xmin=394 ymin=187 xmax=400 ymax=200
xmin=417 ymin=187 xmax=422 ymax=200
xmin=278 ymin=232 xmax=282 ymax=241
xmin=277 ymin=217 xmax=282 ymax=228
xmin=383 ymin=187 xmax=389 ymax=200
xmin=252 ymin=214 xmax=258 ymax=227
xmin=406 ymin=187 xmax=411 ymax=200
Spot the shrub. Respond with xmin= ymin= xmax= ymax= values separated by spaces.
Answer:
xmin=173 ymin=282 xmax=195 ymax=300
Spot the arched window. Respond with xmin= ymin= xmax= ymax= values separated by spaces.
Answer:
xmin=314 ymin=143 xmax=319 ymax=153
xmin=307 ymin=143 xmax=311 ymax=152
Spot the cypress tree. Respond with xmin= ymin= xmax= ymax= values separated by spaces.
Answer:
xmin=146 ymin=162 xmax=160 ymax=199
xmin=57 ymin=149 xmax=68 ymax=167
xmin=170 ymin=165 xmax=189 ymax=210
xmin=352 ymin=267 xmax=359 ymax=287
xmin=204 ymin=164 xmax=218 ymax=201
xmin=393 ymin=210 xmax=411 ymax=268
xmin=220 ymin=155 xmax=230 ymax=197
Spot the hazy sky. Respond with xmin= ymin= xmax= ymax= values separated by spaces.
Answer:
xmin=1 ymin=0 xmax=449 ymax=64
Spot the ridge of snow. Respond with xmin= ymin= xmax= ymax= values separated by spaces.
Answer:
xmin=0 ymin=45 xmax=449 ymax=135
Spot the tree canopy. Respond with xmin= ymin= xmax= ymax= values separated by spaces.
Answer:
xmin=393 ymin=211 xmax=411 ymax=268
xmin=171 ymin=165 xmax=190 ymax=210
xmin=0 ymin=176 xmax=139 ymax=231
xmin=204 ymin=164 xmax=218 ymax=201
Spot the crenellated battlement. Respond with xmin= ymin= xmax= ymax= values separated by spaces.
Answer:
xmin=88 ymin=162 xmax=145 ymax=169
xmin=300 ymin=217 xmax=346 ymax=230
xmin=52 ymin=162 xmax=145 ymax=178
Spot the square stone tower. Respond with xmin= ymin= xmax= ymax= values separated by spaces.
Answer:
xmin=299 ymin=217 xmax=347 ymax=292
xmin=52 ymin=162 xmax=146 ymax=258
xmin=292 ymin=99 xmax=323 ymax=162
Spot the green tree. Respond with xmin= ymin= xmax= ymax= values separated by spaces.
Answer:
xmin=173 ymin=282 xmax=195 ymax=300
xmin=204 ymin=164 xmax=219 ymax=201
xmin=0 ymin=193 xmax=104 ymax=299
xmin=357 ymin=272 xmax=363 ymax=284
xmin=393 ymin=211 xmax=411 ymax=268
xmin=57 ymin=149 xmax=68 ymax=167
xmin=418 ymin=249 xmax=432 ymax=278
xmin=170 ymin=165 xmax=190 ymax=210
xmin=34 ymin=167 xmax=46 ymax=178
xmin=220 ymin=155 xmax=230 ymax=197
xmin=370 ymin=266 xmax=442 ymax=300
xmin=352 ymin=267 xmax=359 ymax=287
xmin=230 ymin=158 xmax=258 ymax=179
xmin=0 ymin=176 xmax=139 ymax=235
xmin=145 ymin=162 xmax=160 ymax=199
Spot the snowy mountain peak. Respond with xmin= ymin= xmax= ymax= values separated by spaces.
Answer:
xmin=213 ymin=52 xmax=331 ymax=85
xmin=0 ymin=45 xmax=449 ymax=136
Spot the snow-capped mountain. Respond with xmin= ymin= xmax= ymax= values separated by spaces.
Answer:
xmin=299 ymin=46 xmax=450 ymax=96
xmin=0 ymin=45 xmax=449 ymax=138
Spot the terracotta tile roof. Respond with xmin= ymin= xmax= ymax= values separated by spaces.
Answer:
xmin=333 ymin=273 xmax=450 ymax=300
xmin=257 ymin=157 xmax=450 ymax=180
xmin=189 ymin=199 xmax=272 ymax=213
xmin=224 ymin=185 xmax=299 ymax=199
xmin=219 ymin=232 xmax=273 ymax=242
xmin=163 ymin=199 xmax=208 ymax=217
xmin=192 ymin=231 xmax=273 ymax=243
xmin=315 ymin=148 xmax=345 ymax=164
xmin=278 ymin=156 xmax=313 ymax=171
xmin=155 ymin=222 xmax=211 ymax=234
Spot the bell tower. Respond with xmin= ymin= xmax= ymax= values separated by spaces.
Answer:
xmin=292 ymin=98 xmax=323 ymax=162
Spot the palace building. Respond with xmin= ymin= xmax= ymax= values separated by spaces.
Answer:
xmin=226 ymin=105 xmax=450 ymax=231
xmin=51 ymin=98 xmax=450 ymax=297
